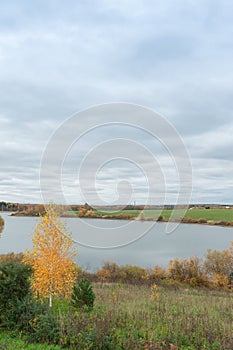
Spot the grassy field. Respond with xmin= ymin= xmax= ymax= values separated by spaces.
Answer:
xmin=94 ymin=208 xmax=233 ymax=222
xmin=91 ymin=283 xmax=233 ymax=349
xmin=183 ymin=208 xmax=233 ymax=221
xmin=1 ymin=284 xmax=232 ymax=349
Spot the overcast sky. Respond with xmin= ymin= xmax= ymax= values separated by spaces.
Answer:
xmin=0 ymin=0 xmax=233 ymax=205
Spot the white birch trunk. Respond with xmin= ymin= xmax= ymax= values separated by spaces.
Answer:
xmin=49 ymin=282 xmax=52 ymax=307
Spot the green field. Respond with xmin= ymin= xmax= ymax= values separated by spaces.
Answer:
xmin=94 ymin=208 xmax=233 ymax=222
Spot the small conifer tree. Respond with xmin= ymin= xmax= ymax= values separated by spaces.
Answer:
xmin=71 ymin=276 xmax=95 ymax=311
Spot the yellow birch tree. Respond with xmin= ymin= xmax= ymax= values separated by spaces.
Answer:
xmin=23 ymin=204 xmax=78 ymax=307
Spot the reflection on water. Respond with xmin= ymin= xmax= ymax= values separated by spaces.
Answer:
xmin=0 ymin=212 xmax=233 ymax=271
xmin=0 ymin=214 xmax=4 ymax=234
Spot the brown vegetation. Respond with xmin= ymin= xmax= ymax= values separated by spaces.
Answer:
xmin=88 ymin=242 xmax=233 ymax=289
xmin=1 ymin=241 xmax=232 ymax=290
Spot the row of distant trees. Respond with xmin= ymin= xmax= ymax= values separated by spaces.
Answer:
xmin=0 ymin=201 xmax=83 ymax=213
xmin=0 ymin=201 xmax=19 ymax=211
xmin=1 ymin=201 xmax=232 ymax=215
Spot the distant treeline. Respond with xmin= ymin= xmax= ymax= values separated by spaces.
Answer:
xmin=0 ymin=202 xmax=83 ymax=214
xmin=1 ymin=201 xmax=232 ymax=213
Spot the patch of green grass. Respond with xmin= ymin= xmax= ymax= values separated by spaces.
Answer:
xmin=0 ymin=330 xmax=61 ymax=350
xmin=94 ymin=208 xmax=233 ymax=222
xmin=184 ymin=208 xmax=233 ymax=221
xmin=94 ymin=209 xmax=141 ymax=217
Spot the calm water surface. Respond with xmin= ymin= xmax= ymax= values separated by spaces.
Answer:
xmin=0 ymin=212 xmax=232 ymax=271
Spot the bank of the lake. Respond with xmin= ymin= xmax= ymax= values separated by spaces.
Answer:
xmin=11 ymin=208 xmax=233 ymax=227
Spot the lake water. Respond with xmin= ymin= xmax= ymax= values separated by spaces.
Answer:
xmin=0 ymin=212 xmax=233 ymax=271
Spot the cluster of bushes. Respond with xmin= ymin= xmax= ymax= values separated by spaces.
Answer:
xmin=93 ymin=242 xmax=233 ymax=289
xmin=77 ymin=208 xmax=98 ymax=218
xmin=180 ymin=217 xmax=233 ymax=226
xmin=167 ymin=257 xmax=209 ymax=287
xmin=77 ymin=207 xmax=133 ymax=220
xmin=96 ymin=261 xmax=149 ymax=283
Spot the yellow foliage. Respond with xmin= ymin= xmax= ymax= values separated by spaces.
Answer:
xmin=23 ymin=205 xmax=78 ymax=303
xmin=96 ymin=268 xmax=111 ymax=282
xmin=151 ymin=265 xmax=167 ymax=280
xmin=142 ymin=268 xmax=150 ymax=280
xmin=205 ymin=245 xmax=233 ymax=277
xmin=78 ymin=207 xmax=88 ymax=217
xmin=212 ymin=273 xmax=229 ymax=288
xmin=151 ymin=283 xmax=159 ymax=300
xmin=168 ymin=256 xmax=209 ymax=286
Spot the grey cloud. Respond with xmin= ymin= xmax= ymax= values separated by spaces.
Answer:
xmin=0 ymin=1 xmax=233 ymax=203
xmin=186 ymin=122 xmax=233 ymax=161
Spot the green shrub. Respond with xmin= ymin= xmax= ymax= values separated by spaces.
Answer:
xmin=0 ymin=260 xmax=50 ymax=336
xmin=71 ymin=276 xmax=95 ymax=311
xmin=15 ymin=294 xmax=47 ymax=333
xmin=0 ymin=261 xmax=32 ymax=328
xmin=27 ymin=311 xmax=59 ymax=344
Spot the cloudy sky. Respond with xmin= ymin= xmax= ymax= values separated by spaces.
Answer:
xmin=0 ymin=0 xmax=233 ymax=205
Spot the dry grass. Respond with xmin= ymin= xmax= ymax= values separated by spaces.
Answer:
xmin=91 ymin=283 xmax=233 ymax=350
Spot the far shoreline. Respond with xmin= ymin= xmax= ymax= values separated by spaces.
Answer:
xmin=9 ymin=211 xmax=233 ymax=228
